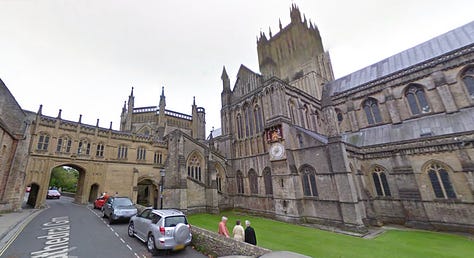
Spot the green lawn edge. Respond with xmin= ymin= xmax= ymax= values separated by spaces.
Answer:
xmin=188 ymin=211 xmax=474 ymax=258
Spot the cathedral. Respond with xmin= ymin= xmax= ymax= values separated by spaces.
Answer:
xmin=1 ymin=5 xmax=473 ymax=234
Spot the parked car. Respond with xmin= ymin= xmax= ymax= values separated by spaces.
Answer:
xmin=46 ymin=189 xmax=61 ymax=199
xmin=128 ymin=208 xmax=192 ymax=255
xmin=93 ymin=196 xmax=109 ymax=209
xmin=102 ymin=196 xmax=137 ymax=224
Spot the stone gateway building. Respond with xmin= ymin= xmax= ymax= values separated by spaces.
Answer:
xmin=1 ymin=6 xmax=473 ymax=234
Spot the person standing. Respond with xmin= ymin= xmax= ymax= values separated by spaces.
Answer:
xmin=218 ymin=216 xmax=230 ymax=237
xmin=232 ymin=220 xmax=245 ymax=241
xmin=244 ymin=220 xmax=257 ymax=245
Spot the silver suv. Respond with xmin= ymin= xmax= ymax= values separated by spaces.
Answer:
xmin=128 ymin=208 xmax=192 ymax=255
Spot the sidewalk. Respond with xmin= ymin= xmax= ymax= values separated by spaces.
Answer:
xmin=0 ymin=207 xmax=42 ymax=252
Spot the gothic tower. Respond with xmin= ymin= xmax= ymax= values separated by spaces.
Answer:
xmin=191 ymin=97 xmax=206 ymax=141
xmin=257 ymin=4 xmax=334 ymax=99
xmin=120 ymin=87 xmax=134 ymax=132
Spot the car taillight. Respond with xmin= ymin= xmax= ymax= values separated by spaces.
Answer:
xmin=159 ymin=226 xmax=165 ymax=235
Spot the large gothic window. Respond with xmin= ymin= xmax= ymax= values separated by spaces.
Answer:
xmin=406 ymin=84 xmax=430 ymax=115
xmin=248 ymin=169 xmax=258 ymax=194
xmin=301 ymin=165 xmax=318 ymax=197
xmin=236 ymin=113 xmax=243 ymax=139
xmin=254 ymin=105 xmax=264 ymax=133
xmin=187 ymin=154 xmax=202 ymax=181
xmin=462 ymin=67 xmax=474 ymax=98
xmin=288 ymin=100 xmax=297 ymax=124
xmin=56 ymin=135 xmax=72 ymax=153
xmin=363 ymin=98 xmax=382 ymax=125
xmin=263 ymin=168 xmax=273 ymax=195
xmin=426 ymin=162 xmax=456 ymax=199
xmin=37 ymin=133 xmax=50 ymax=151
xmin=245 ymin=105 xmax=254 ymax=137
xmin=236 ymin=171 xmax=244 ymax=194
xmin=371 ymin=166 xmax=391 ymax=197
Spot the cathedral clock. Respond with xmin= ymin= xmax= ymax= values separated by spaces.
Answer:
xmin=269 ymin=142 xmax=285 ymax=160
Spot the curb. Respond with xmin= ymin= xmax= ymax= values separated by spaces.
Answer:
xmin=0 ymin=209 xmax=43 ymax=255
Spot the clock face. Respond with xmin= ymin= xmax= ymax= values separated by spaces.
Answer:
xmin=270 ymin=143 xmax=284 ymax=159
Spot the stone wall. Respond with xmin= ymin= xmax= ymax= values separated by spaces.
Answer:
xmin=191 ymin=226 xmax=271 ymax=257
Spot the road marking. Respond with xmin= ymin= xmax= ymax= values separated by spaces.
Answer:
xmin=87 ymin=206 xmax=140 ymax=257
xmin=0 ymin=210 xmax=41 ymax=256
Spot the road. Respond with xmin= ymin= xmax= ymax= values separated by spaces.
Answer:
xmin=2 ymin=196 xmax=206 ymax=258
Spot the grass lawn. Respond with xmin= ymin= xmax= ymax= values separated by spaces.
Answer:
xmin=188 ymin=211 xmax=474 ymax=258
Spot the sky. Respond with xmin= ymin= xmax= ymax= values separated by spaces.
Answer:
xmin=1 ymin=0 xmax=473 ymax=134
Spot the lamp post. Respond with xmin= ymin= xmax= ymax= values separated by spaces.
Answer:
xmin=160 ymin=169 xmax=165 ymax=209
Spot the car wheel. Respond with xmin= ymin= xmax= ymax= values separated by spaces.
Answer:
xmin=147 ymin=234 xmax=158 ymax=255
xmin=174 ymin=223 xmax=190 ymax=244
xmin=128 ymin=223 xmax=135 ymax=237
xmin=102 ymin=210 xmax=107 ymax=218
xmin=108 ymin=216 xmax=114 ymax=225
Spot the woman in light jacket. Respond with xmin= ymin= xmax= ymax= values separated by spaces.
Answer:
xmin=232 ymin=220 xmax=245 ymax=241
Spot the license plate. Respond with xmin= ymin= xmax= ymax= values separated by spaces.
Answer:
xmin=173 ymin=244 xmax=184 ymax=251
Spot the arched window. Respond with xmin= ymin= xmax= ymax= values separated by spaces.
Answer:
xmin=245 ymin=105 xmax=254 ymax=137
xmin=187 ymin=154 xmax=202 ymax=181
xmin=461 ymin=67 xmax=474 ymax=98
xmin=78 ymin=139 xmax=91 ymax=155
xmin=263 ymin=168 xmax=273 ymax=195
xmin=406 ymin=84 xmax=430 ymax=115
xmin=136 ymin=146 xmax=146 ymax=160
xmin=236 ymin=113 xmax=243 ymax=139
xmin=363 ymin=98 xmax=382 ymax=125
xmin=117 ymin=145 xmax=128 ymax=159
xmin=335 ymin=108 xmax=343 ymax=124
xmin=288 ymin=100 xmax=297 ymax=124
xmin=154 ymin=151 xmax=163 ymax=164
xmin=56 ymin=135 xmax=72 ymax=153
xmin=248 ymin=169 xmax=258 ymax=194
xmin=37 ymin=133 xmax=50 ymax=151
xmin=426 ymin=162 xmax=456 ymax=199
xmin=371 ymin=166 xmax=391 ymax=197
xmin=236 ymin=171 xmax=244 ymax=194
xmin=301 ymin=165 xmax=318 ymax=197
xmin=96 ymin=143 xmax=105 ymax=157
xmin=301 ymin=105 xmax=309 ymax=128
xmin=254 ymin=105 xmax=264 ymax=133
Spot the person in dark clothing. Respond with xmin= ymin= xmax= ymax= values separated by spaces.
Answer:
xmin=244 ymin=220 xmax=257 ymax=245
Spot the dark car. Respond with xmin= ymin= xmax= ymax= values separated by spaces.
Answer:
xmin=102 ymin=196 xmax=137 ymax=224
xmin=128 ymin=208 xmax=192 ymax=255
xmin=46 ymin=189 xmax=61 ymax=199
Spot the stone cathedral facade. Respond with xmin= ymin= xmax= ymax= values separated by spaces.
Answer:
xmin=1 ymin=5 xmax=473 ymax=233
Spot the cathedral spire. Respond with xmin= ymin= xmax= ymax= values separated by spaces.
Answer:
xmin=159 ymin=86 xmax=166 ymax=109
xmin=279 ymin=19 xmax=283 ymax=30
xmin=221 ymin=66 xmax=231 ymax=92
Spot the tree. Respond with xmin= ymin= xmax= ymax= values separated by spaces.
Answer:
xmin=49 ymin=166 xmax=79 ymax=192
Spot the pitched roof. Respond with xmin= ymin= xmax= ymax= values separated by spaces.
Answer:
xmin=329 ymin=21 xmax=474 ymax=95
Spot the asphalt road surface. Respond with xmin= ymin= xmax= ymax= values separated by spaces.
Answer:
xmin=2 ymin=196 xmax=206 ymax=258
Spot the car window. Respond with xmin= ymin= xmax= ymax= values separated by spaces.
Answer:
xmin=114 ymin=198 xmax=133 ymax=206
xmin=150 ymin=213 xmax=160 ymax=224
xmin=164 ymin=215 xmax=187 ymax=227
xmin=140 ymin=209 xmax=151 ymax=218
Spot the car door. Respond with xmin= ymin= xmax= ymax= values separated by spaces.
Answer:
xmin=104 ymin=197 xmax=114 ymax=217
xmin=134 ymin=209 xmax=151 ymax=240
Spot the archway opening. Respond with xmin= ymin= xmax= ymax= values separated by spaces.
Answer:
xmin=137 ymin=179 xmax=157 ymax=208
xmin=49 ymin=165 xmax=87 ymax=204
xmin=26 ymin=183 xmax=40 ymax=207
xmin=89 ymin=183 xmax=100 ymax=203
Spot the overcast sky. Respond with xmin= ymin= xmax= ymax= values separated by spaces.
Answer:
xmin=1 ymin=0 xmax=473 ymax=134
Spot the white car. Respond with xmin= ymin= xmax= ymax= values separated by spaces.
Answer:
xmin=128 ymin=208 xmax=192 ymax=255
